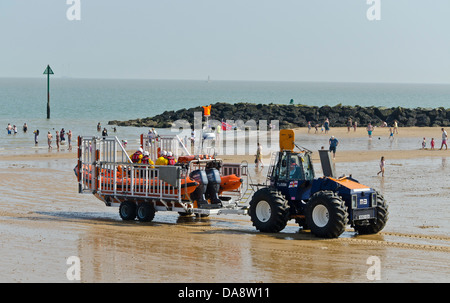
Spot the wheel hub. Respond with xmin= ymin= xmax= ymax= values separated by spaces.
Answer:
xmin=255 ymin=200 xmax=271 ymax=223
xmin=312 ymin=204 xmax=329 ymax=227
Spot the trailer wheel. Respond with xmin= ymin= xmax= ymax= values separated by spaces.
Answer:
xmin=119 ymin=201 xmax=137 ymax=221
xmin=354 ymin=191 xmax=389 ymax=235
xmin=305 ymin=191 xmax=348 ymax=238
xmin=249 ymin=188 xmax=289 ymax=233
xmin=137 ymin=203 xmax=156 ymax=222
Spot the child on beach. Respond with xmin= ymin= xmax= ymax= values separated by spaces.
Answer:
xmin=389 ymin=127 xmax=394 ymax=140
xmin=377 ymin=156 xmax=385 ymax=177
xmin=422 ymin=137 xmax=426 ymax=149
xmin=367 ymin=123 xmax=374 ymax=139
xmin=431 ymin=138 xmax=435 ymax=150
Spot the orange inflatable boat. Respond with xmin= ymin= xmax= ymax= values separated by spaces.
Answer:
xmin=219 ymin=174 xmax=242 ymax=194
xmin=74 ymin=164 xmax=199 ymax=196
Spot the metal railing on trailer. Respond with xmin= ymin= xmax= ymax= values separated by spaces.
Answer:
xmin=76 ymin=136 xmax=248 ymax=216
xmin=77 ymin=136 xmax=196 ymax=213
xmin=141 ymin=133 xmax=191 ymax=161
xmin=141 ymin=133 xmax=251 ymax=205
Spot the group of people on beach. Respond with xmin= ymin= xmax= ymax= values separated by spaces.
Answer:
xmin=97 ymin=122 xmax=116 ymax=136
xmin=47 ymin=128 xmax=73 ymax=150
xmin=420 ymin=128 xmax=448 ymax=150
xmin=308 ymin=118 xmax=332 ymax=134
xmin=319 ymin=120 xmax=448 ymax=178
xmin=5 ymin=122 xmax=73 ymax=151
xmin=6 ymin=123 xmax=28 ymax=135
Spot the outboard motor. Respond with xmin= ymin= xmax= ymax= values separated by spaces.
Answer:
xmin=189 ymin=170 xmax=208 ymax=207
xmin=205 ymin=168 xmax=222 ymax=207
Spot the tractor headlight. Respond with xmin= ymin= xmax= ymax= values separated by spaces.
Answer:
xmin=351 ymin=194 xmax=357 ymax=209
xmin=371 ymin=193 xmax=377 ymax=207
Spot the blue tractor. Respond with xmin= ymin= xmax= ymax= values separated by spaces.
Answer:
xmin=249 ymin=130 xmax=388 ymax=238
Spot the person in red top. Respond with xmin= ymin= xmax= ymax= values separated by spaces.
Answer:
xmin=166 ymin=152 xmax=176 ymax=165
xmin=131 ymin=148 xmax=144 ymax=163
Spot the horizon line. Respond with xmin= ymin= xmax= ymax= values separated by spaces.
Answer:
xmin=0 ymin=76 xmax=450 ymax=86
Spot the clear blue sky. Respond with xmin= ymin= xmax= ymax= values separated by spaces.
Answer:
xmin=1 ymin=0 xmax=449 ymax=83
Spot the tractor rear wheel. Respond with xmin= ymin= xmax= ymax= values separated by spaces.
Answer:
xmin=305 ymin=191 xmax=348 ymax=238
xmin=249 ymin=188 xmax=290 ymax=233
xmin=354 ymin=191 xmax=389 ymax=235
xmin=119 ymin=201 xmax=137 ymax=221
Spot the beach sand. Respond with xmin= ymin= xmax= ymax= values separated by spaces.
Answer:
xmin=0 ymin=127 xmax=449 ymax=283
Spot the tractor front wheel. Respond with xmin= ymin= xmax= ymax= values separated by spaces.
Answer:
xmin=354 ymin=191 xmax=389 ymax=235
xmin=305 ymin=191 xmax=348 ymax=238
xmin=249 ymin=188 xmax=290 ymax=233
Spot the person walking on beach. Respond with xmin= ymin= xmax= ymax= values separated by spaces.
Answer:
xmin=60 ymin=128 xmax=65 ymax=143
xmin=353 ymin=121 xmax=358 ymax=132
xmin=440 ymin=128 xmax=448 ymax=150
xmin=421 ymin=138 xmax=426 ymax=149
xmin=367 ymin=123 xmax=374 ymax=139
xmin=347 ymin=118 xmax=352 ymax=133
xmin=431 ymin=138 xmax=435 ymax=150
xmin=389 ymin=127 xmax=394 ymax=140
xmin=56 ymin=130 xmax=60 ymax=150
xmin=255 ymin=142 xmax=264 ymax=168
xmin=67 ymin=130 xmax=73 ymax=150
xmin=147 ymin=128 xmax=156 ymax=146
xmin=34 ymin=130 xmax=39 ymax=145
xmin=324 ymin=118 xmax=330 ymax=134
xmin=393 ymin=120 xmax=399 ymax=134
xmin=377 ymin=156 xmax=385 ymax=177
xmin=47 ymin=131 xmax=53 ymax=149
xmin=329 ymin=136 xmax=339 ymax=159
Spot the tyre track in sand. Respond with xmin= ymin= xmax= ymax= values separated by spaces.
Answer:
xmin=330 ymin=231 xmax=450 ymax=252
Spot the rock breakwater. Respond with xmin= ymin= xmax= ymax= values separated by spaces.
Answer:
xmin=108 ymin=102 xmax=450 ymax=129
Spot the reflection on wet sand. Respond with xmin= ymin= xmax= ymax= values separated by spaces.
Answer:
xmin=76 ymin=215 xmax=389 ymax=283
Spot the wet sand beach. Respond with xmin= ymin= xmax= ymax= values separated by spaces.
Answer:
xmin=0 ymin=127 xmax=449 ymax=283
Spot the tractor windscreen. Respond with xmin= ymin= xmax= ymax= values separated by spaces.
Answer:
xmin=300 ymin=154 xmax=315 ymax=181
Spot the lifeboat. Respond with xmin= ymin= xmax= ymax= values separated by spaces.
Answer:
xmin=219 ymin=174 xmax=242 ymax=194
xmin=74 ymin=164 xmax=199 ymax=196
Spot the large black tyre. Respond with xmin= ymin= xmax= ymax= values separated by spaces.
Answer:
xmin=354 ymin=191 xmax=389 ymax=235
xmin=119 ymin=201 xmax=137 ymax=221
xmin=137 ymin=203 xmax=156 ymax=222
xmin=249 ymin=188 xmax=290 ymax=233
xmin=305 ymin=191 xmax=348 ymax=238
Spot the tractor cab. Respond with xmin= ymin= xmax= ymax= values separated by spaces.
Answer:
xmin=269 ymin=150 xmax=315 ymax=201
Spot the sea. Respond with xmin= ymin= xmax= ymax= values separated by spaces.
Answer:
xmin=1 ymin=77 xmax=449 ymax=155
